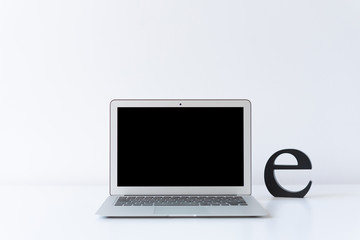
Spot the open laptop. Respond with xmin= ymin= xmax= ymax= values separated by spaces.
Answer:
xmin=97 ymin=99 xmax=267 ymax=217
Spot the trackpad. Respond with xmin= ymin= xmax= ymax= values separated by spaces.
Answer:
xmin=154 ymin=207 xmax=208 ymax=216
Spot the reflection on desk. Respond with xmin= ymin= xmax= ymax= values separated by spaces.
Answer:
xmin=0 ymin=185 xmax=359 ymax=240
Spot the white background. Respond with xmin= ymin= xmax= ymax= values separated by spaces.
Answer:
xmin=0 ymin=0 xmax=359 ymax=186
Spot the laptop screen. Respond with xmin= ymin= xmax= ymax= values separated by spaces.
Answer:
xmin=117 ymin=107 xmax=244 ymax=187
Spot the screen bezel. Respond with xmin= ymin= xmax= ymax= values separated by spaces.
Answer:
xmin=109 ymin=99 xmax=251 ymax=195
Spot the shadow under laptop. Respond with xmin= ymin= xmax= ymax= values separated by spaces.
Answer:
xmin=96 ymin=215 xmax=270 ymax=239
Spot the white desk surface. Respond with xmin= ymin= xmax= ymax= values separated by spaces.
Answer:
xmin=1 ymin=184 xmax=359 ymax=240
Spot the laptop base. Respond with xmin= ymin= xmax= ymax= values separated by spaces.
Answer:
xmin=97 ymin=195 xmax=267 ymax=217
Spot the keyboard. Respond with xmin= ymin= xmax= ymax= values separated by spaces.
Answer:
xmin=115 ymin=195 xmax=247 ymax=206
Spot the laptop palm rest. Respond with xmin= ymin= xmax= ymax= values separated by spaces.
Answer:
xmin=154 ymin=207 xmax=208 ymax=216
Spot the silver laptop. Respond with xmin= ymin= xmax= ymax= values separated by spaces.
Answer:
xmin=97 ymin=99 xmax=267 ymax=217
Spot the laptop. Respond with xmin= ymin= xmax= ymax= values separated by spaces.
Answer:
xmin=96 ymin=99 xmax=267 ymax=217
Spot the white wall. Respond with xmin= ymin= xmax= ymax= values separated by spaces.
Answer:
xmin=1 ymin=0 xmax=359 ymax=185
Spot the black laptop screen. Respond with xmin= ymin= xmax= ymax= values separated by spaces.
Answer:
xmin=117 ymin=107 xmax=244 ymax=187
